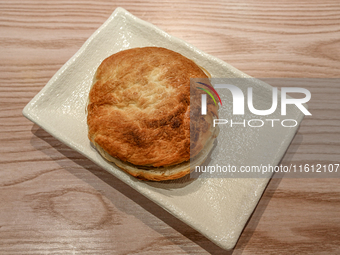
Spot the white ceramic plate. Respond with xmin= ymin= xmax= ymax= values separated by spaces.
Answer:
xmin=23 ymin=8 xmax=304 ymax=250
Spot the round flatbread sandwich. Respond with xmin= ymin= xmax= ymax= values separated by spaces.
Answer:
xmin=87 ymin=47 xmax=219 ymax=181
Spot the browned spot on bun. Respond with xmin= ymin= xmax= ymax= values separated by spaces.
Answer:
xmin=87 ymin=47 xmax=218 ymax=180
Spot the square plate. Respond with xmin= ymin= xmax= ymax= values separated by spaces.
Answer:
xmin=23 ymin=7 xmax=304 ymax=250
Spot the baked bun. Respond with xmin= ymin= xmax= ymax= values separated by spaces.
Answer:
xmin=87 ymin=47 xmax=218 ymax=181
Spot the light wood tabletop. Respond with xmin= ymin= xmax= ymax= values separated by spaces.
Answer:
xmin=1 ymin=1 xmax=339 ymax=254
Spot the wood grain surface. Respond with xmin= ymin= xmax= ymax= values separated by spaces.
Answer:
xmin=1 ymin=0 xmax=339 ymax=254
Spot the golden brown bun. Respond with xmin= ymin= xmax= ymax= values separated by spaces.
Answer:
xmin=91 ymin=125 xmax=218 ymax=181
xmin=87 ymin=47 xmax=218 ymax=181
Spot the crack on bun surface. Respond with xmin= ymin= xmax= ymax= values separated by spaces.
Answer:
xmin=87 ymin=47 xmax=219 ymax=181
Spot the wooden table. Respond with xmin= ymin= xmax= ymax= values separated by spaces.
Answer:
xmin=1 ymin=1 xmax=339 ymax=254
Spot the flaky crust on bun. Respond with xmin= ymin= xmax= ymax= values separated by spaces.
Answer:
xmin=87 ymin=47 xmax=218 ymax=181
